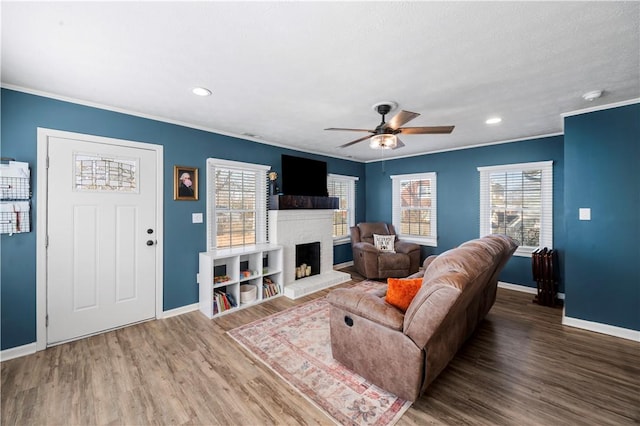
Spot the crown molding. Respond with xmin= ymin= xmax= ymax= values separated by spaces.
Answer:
xmin=0 ymin=84 xmax=361 ymax=163
xmin=561 ymin=97 xmax=640 ymax=118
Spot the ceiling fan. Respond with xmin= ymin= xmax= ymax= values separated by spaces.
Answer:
xmin=325 ymin=101 xmax=454 ymax=150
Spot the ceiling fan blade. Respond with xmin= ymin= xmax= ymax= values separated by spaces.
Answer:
xmin=399 ymin=125 xmax=455 ymax=134
xmin=338 ymin=134 xmax=374 ymax=148
xmin=391 ymin=138 xmax=406 ymax=150
xmin=325 ymin=127 xmax=374 ymax=132
xmin=386 ymin=110 xmax=420 ymax=130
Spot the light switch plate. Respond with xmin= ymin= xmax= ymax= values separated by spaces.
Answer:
xmin=192 ymin=212 xmax=203 ymax=223
xmin=579 ymin=208 xmax=591 ymax=221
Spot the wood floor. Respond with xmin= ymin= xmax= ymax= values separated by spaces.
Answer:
xmin=2 ymin=275 xmax=639 ymax=425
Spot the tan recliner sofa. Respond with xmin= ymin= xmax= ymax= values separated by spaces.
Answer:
xmin=350 ymin=222 xmax=421 ymax=279
xmin=327 ymin=234 xmax=517 ymax=401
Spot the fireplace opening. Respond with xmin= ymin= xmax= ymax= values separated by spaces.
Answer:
xmin=295 ymin=241 xmax=320 ymax=279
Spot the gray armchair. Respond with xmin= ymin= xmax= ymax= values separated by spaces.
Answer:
xmin=350 ymin=222 xmax=420 ymax=279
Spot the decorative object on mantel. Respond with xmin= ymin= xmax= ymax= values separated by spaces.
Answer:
xmin=228 ymin=280 xmax=411 ymax=426
xmin=268 ymin=171 xmax=279 ymax=195
xmin=173 ymin=165 xmax=198 ymax=201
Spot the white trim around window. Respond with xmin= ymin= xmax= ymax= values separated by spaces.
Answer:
xmin=390 ymin=172 xmax=437 ymax=247
xmin=478 ymin=161 xmax=553 ymax=257
xmin=327 ymin=174 xmax=358 ymax=245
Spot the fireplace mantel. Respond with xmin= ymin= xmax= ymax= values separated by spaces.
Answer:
xmin=270 ymin=195 xmax=339 ymax=210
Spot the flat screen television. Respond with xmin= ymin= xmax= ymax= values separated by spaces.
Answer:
xmin=281 ymin=154 xmax=328 ymax=197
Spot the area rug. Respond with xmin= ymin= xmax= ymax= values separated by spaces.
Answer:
xmin=227 ymin=280 xmax=411 ymax=426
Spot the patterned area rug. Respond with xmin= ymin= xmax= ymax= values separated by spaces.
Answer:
xmin=227 ymin=281 xmax=411 ymax=426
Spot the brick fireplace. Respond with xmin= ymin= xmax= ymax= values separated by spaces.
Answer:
xmin=268 ymin=209 xmax=350 ymax=299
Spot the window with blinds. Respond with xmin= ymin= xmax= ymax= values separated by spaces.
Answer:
xmin=390 ymin=172 xmax=437 ymax=247
xmin=206 ymin=159 xmax=270 ymax=250
xmin=327 ymin=174 xmax=358 ymax=243
xmin=478 ymin=161 xmax=553 ymax=256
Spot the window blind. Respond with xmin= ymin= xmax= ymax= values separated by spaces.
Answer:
xmin=207 ymin=158 xmax=270 ymax=250
xmin=390 ymin=172 xmax=437 ymax=247
xmin=327 ymin=174 xmax=358 ymax=241
xmin=478 ymin=161 xmax=553 ymax=256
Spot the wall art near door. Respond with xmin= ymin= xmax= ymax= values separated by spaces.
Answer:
xmin=174 ymin=166 xmax=198 ymax=201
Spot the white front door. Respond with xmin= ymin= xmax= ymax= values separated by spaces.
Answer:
xmin=46 ymin=135 xmax=158 ymax=344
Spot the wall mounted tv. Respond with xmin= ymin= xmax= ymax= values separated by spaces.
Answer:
xmin=281 ymin=154 xmax=328 ymax=197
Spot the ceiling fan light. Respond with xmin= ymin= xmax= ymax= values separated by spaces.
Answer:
xmin=370 ymin=134 xmax=397 ymax=149
xmin=192 ymin=87 xmax=212 ymax=96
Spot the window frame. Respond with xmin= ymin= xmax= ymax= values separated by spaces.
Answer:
xmin=390 ymin=171 xmax=437 ymax=247
xmin=478 ymin=160 xmax=553 ymax=257
xmin=206 ymin=158 xmax=270 ymax=250
xmin=327 ymin=173 xmax=358 ymax=245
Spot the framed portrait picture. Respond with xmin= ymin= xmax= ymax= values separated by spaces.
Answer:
xmin=174 ymin=166 xmax=198 ymax=201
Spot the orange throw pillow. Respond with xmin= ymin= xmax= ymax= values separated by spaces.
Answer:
xmin=385 ymin=278 xmax=423 ymax=312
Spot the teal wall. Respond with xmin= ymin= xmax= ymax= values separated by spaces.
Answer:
xmin=563 ymin=104 xmax=639 ymax=330
xmin=364 ymin=135 xmax=565 ymax=288
xmin=0 ymin=88 xmax=365 ymax=350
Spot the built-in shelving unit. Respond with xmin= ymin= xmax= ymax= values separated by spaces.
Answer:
xmin=198 ymin=243 xmax=283 ymax=318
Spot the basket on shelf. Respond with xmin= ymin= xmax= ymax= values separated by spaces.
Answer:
xmin=240 ymin=284 xmax=257 ymax=304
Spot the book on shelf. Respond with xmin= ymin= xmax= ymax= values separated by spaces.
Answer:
xmin=225 ymin=292 xmax=237 ymax=307
xmin=214 ymin=291 xmax=235 ymax=313
xmin=262 ymin=277 xmax=280 ymax=298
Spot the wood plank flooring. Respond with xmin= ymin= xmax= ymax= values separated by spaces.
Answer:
xmin=2 ymin=275 xmax=639 ymax=425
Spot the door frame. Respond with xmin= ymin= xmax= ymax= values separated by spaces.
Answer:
xmin=36 ymin=128 xmax=164 ymax=351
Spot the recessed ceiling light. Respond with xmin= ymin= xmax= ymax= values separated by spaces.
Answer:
xmin=582 ymin=90 xmax=603 ymax=101
xmin=192 ymin=87 xmax=212 ymax=96
xmin=485 ymin=117 xmax=502 ymax=125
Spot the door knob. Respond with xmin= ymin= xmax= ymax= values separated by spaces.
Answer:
xmin=146 ymin=240 xmax=155 ymax=246
xmin=147 ymin=228 xmax=154 ymax=234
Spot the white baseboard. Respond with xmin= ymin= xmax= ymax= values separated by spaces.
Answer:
xmin=161 ymin=303 xmax=199 ymax=319
xmin=1 ymin=342 xmax=37 ymax=362
xmin=562 ymin=315 xmax=640 ymax=342
xmin=333 ymin=261 xmax=354 ymax=270
xmin=498 ymin=282 xmax=638 ymax=342
xmin=498 ymin=281 xmax=565 ymax=300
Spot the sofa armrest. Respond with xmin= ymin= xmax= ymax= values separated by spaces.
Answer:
xmin=422 ymin=255 xmax=438 ymax=271
xmin=394 ymin=240 xmax=420 ymax=254
xmin=406 ymin=270 xmax=423 ymax=279
xmin=326 ymin=288 xmax=404 ymax=331
xmin=406 ymin=255 xmax=438 ymax=279
xmin=353 ymin=241 xmax=380 ymax=254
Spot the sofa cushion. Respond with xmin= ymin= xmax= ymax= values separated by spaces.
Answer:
xmin=422 ymin=245 xmax=494 ymax=290
xmin=385 ymin=278 xmax=423 ymax=312
xmin=374 ymin=234 xmax=396 ymax=253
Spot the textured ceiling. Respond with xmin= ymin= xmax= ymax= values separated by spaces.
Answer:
xmin=2 ymin=2 xmax=639 ymax=162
